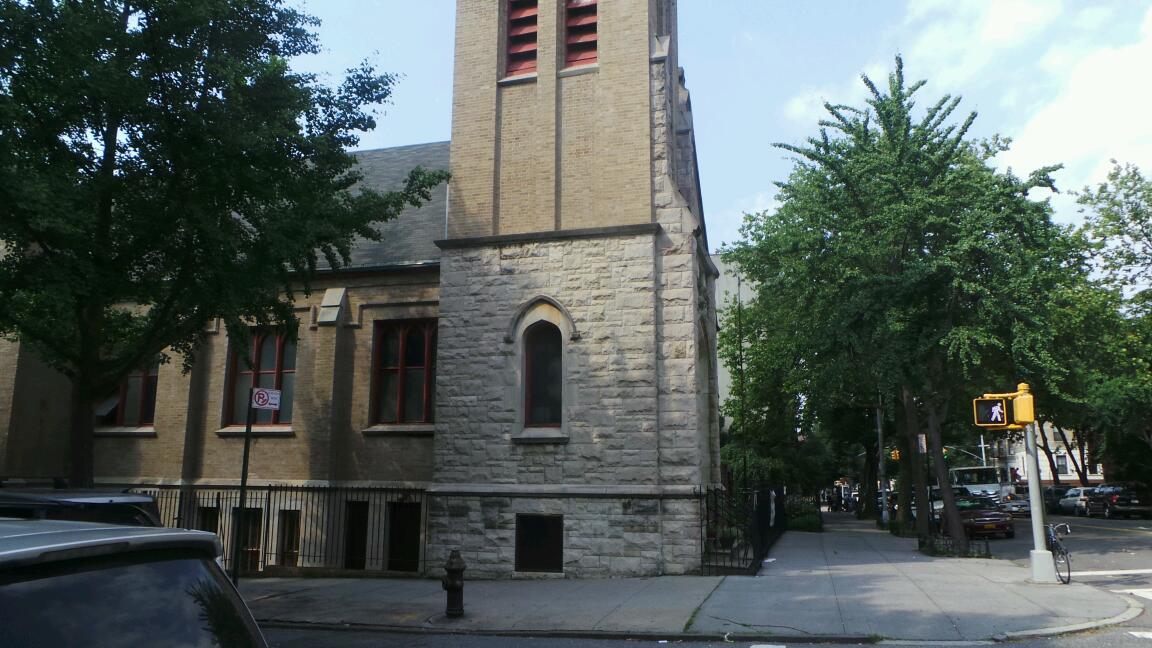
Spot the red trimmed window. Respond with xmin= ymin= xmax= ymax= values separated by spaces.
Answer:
xmin=507 ymin=0 xmax=539 ymax=76
xmin=565 ymin=0 xmax=598 ymax=67
xmin=97 ymin=361 xmax=159 ymax=427
xmin=373 ymin=320 xmax=436 ymax=424
xmin=524 ymin=321 xmax=562 ymax=426
xmin=227 ymin=331 xmax=296 ymax=425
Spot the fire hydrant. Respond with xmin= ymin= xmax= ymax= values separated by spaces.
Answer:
xmin=441 ymin=550 xmax=467 ymax=618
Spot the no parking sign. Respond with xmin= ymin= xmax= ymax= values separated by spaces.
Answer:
xmin=250 ymin=387 xmax=281 ymax=410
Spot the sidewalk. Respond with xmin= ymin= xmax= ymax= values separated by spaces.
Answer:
xmin=242 ymin=514 xmax=1141 ymax=642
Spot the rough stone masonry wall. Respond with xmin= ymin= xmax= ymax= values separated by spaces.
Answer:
xmin=434 ymin=232 xmax=661 ymax=486
xmin=426 ymin=494 xmax=700 ymax=578
xmin=429 ymin=229 xmax=706 ymax=576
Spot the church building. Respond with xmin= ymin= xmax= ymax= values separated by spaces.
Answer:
xmin=0 ymin=0 xmax=720 ymax=578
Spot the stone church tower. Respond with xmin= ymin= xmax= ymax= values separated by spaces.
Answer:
xmin=427 ymin=0 xmax=720 ymax=577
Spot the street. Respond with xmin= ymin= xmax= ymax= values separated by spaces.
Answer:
xmin=264 ymin=626 xmax=1152 ymax=647
xmin=993 ymin=512 xmax=1152 ymax=596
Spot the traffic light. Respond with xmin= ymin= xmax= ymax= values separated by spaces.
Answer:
xmin=890 ymin=449 xmax=901 ymax=461
xmin=973 ymin=397 xmax=1009 ymax=427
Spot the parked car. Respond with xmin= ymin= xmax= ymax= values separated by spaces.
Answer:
xmin=1086 ymin=483 xmax=1152 ymax=519
xmin=942 ymin=496 xmax=1015 ymax=539
xmin=0 ymin=518 xmax=267 ymax=647
xmin=1043 ymin=485 xmax=1072 ymax=514
xmin=1058 ymin=487 xmax=1095 ymax=516
xmin=998 ymin=493 xmax=1031 ymax=517
xmin=929 ymin=486 xmax=973 ymax=517
xmin=0 ymin=489 xmax=162 ymax=526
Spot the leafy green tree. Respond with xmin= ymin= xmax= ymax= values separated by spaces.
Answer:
xmin=0 ymin=0 xmax=448 ymax=486
xmin=1071 ymin=163 xmax=1152 ymax=478
xmin=724 ymin=57 xmax=1080 ymax=548
xmin=1079 ymin=162 xmax=1152 ymax=294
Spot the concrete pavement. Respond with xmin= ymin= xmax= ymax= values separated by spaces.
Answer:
xmin=242 ymin=513 xmax=1142 ymax=642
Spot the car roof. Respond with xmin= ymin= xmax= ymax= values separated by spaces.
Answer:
xmin=0 ymin=519 xmax=219 ymax=569
xmin=0 ymin=489 xmax=154 ymax=505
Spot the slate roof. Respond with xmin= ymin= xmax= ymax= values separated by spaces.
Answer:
xmin=330 ymin=140 xmax=450 ymax=270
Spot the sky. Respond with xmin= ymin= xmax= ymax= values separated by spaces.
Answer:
xmin=293 ymin=1 xmax=1152 ymax=253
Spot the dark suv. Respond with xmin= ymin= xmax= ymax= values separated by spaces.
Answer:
xmin=0 ymin=489 xmax=162 ymax=526
xmin=0 ymin=519 xmax=267 ymax=647
xmin=1086 ymin=483 xmax=1152 ymax=519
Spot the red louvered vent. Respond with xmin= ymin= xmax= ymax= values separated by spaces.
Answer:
xmin=507 ymin=0 xmax=539 ymax=76
xmin=565 ymin=0 xmax=597 ymax=67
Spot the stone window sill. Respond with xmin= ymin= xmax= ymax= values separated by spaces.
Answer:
xmin=363 ymin=424 xmax=435 ymax=437
xmin=512 ymin=428 xmax=569 ymax=444
xmin=498 ymin=73 xmax=537 ymax=87
xmin=558 ymin=64 xmax=598 ymax=78
xmin=95 ymin=426 xmax=157 ymax=438
xmin=216 ymin=426 xmax=295 ymax=438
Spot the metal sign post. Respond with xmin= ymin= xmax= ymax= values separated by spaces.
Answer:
xmin=231 ymin=387 xmax=280 ymax=585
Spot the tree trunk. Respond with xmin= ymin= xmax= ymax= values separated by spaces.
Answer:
xmin=925 ymin=399 xmax=968 ymax=553
xmin=1036 ymin=418 xmax=1061 ymax=485
xmin=68 ymin=376 xmax=95 ymax=488
xmin=858 ymin=436 xmax=877 ymax=520
xmin=1054 ymin=425 xmax=1090 ymax=486
xmin=900 ymin=386 xmax=930 ymax=538
xmin=895 ymin=429 xmax=912 ymax=526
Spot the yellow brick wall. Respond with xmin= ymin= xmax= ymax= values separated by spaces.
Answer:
xmin=448 ymin=1 xmax=500 ymax=238
xmin=451 ymin=0 xmax=654 ymax=238
xmin=0 ymin=341 xmax=70 ymax=477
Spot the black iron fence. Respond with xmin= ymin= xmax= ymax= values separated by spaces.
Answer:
xmin=700 ymin=486 xmax=790 ymax=575
xmin=127 ymin=484 xmax=427 ymax=575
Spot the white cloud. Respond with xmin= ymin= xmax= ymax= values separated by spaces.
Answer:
xmin=708 ymin=191 xmax=779 ymax=251
xmin=1000 ymin=6 xmax=1152 ymax=204
xmin=904 ymin=0 xmax=1063 ymax=89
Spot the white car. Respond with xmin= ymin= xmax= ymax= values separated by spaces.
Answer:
xmin=1059 ymin=487 xmax=1095 ymax=516
xmin=998 ymin=495 xmax=1031 ymax=516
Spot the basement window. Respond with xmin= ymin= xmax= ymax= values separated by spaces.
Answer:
xmin=515 ymin=514 xmax=563 ymax=572
xmin=506 ymin=0 xmax=539 ymax=76
xmin=564 ymin=0 xmax=598 ymax=67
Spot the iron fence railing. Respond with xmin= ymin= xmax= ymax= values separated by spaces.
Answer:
xmin=700 ymin=486 xmax=791 ymax=575
xmin=126 ymin=484 xmax=427 ymax=575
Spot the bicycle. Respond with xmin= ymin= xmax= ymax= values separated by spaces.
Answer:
xmin=1046 ymin=522 xmax=1071 ymax=584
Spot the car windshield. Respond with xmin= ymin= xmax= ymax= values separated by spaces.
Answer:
xmin=0 ymin=549 xmax=264 ymax=648
xmin=954 ymin=498 xmax=991 ymax=510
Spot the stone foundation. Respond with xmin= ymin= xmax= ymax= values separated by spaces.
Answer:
xmin=425 ymin=492 xmax=701 ymax=578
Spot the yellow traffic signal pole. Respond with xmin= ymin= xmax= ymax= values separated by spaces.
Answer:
xmin=978 ymin=383 xmax=1057 ymax=583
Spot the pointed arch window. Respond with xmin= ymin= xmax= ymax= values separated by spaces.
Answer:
xmin=97 ymin=361 xmax=160 ymax=427
xmin=372 ymin=320 xmax=437 ymax=424
xmin=524 ymin=321 xmax=562 ymax=427
xmin=227 ymin=331 xmax=296 ymax=425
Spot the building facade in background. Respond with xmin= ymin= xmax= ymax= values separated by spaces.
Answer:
xmin=0 ymin=0 xmax=720 ymax=578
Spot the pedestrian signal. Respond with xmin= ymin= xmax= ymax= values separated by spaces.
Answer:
xmin=1013 ymin=393 xmax=1035 ymax=424
xmin=890 ymin=449 xmax=901 ymax=461
xmin=973 ymin=397 xmax=1009 ymax=427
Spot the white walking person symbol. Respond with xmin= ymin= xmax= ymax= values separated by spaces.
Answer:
xmin=990 ymin=401 xmax=1004 ymax=422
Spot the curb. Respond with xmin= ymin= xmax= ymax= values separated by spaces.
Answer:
xmin=991 ymin=595 xmax=1145 ymax=641
xmin=257 ymin=619 xmax=879 ymax=644
xmin=259 ymin=596 xmax=1144 ymax=646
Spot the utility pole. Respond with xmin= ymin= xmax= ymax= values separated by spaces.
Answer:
xmin=736 ymin=272 xmax=748 ymax=491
